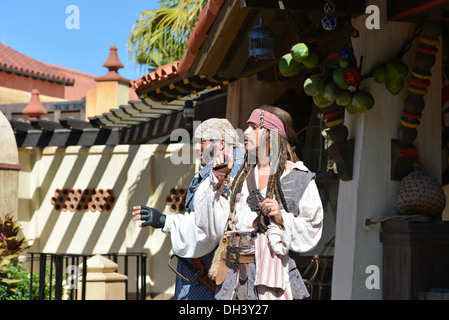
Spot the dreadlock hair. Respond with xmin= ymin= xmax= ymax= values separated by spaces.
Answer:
xmin=229 ymin=105 xmax=299 ymax=222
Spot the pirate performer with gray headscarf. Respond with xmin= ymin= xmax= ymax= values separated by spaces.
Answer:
xmin=186 ymin=105 xmax=323 ymax=300
xmin=132 ymin=118 xmax=244 ymax=300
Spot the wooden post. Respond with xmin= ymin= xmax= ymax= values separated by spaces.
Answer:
xmin=0 ymin=111 xmax=21 ymax=218
xmin=78 ymin=255 xmax=128 ymax=300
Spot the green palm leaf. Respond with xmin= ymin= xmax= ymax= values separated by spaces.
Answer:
xmin=128 ymin=0 xmax=207 ymax=72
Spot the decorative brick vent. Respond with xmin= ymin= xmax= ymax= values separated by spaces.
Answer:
xmin=165 ymin=188 xmax=186 ymax=213
xmin=51 ymin=189 xmax=116 ymax=212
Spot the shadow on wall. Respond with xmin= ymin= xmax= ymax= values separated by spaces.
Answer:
xmin=19 ymin=144 xmax=197 ymax=296
xmin=124 ymin=143 xmax=197 ymax=296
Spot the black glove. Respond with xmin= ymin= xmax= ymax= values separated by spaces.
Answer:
xmin=139 ymin=206 xmax=166 ymax=229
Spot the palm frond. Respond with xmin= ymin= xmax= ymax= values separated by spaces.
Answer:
xmin=128 ymin=0 xmax=207 ymax=72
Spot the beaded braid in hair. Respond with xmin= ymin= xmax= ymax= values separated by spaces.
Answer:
xmin=265 ymin=130 xmax=290 ymax=213
xmin=229 ymin=154 xmax=253 ymax=217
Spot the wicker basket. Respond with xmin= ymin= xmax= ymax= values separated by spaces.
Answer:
xmin=395 ymin=170 xmax=446 ymax=218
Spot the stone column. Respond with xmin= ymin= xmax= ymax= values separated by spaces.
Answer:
xmin=0 ymin=111 xmax=20 ymax=219
xmin=78 ymin=255 xmax=128 ymax=300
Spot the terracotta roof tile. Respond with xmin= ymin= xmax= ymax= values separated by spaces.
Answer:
xmin=178 ymin=0 xmax=226 ymax=77
xmin=0 ymin=43 xmax=75 ymax=85
xmin=131 ymin=60 xmax=180 ymax=92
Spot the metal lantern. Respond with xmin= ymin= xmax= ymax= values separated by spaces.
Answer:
xmin=183 ymin=100 xmax=195 ymax=124
xmin=248 ymin=16 xmax=275 ymax=61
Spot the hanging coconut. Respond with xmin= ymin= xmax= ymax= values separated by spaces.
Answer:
xmin=302 ymin=51 xmax=320 ymax=69
xmin=279 ymin=53 xmax=302 ymax=77
xmin=336 ymin=90 xmax=353 ymax=107
xmin=386 ymin=60 xmax=409 ymax=81
xmin=323 ymin=82 xmax=341 ymax=101
xmin=386 ymin=79 xmax=405 ymax=95
xmin=291 ymin=42 xmax=309 ymax=62
xmin=351 ymin=90 xmax=375 ymax=112
xmin=313 ymin=91 xmax=334 ymax=109
xmin=372 ymin=65 xmax=388 ymax=84
xmin=303 ymin=76 xmax=325 ymax=97
xmin=333 ymin=68 xmax=350 ymax=90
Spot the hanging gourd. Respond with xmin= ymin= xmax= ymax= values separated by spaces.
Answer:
xmin=280 ymin=42 xmax=320 ymax=77
xmin=371 ymin=59 xmax=409 ymax=95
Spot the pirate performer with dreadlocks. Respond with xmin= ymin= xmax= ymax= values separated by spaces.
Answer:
xmin=189 ymin=105 xmax=323 ymax=300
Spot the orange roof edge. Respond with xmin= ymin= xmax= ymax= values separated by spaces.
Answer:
xmin=177 ymin=0 xmax=226 ymax=78
xmin=130 ymin=60 xmax=180 ymax=92
xmin=130 ymin=0 xmax=226 ymax=92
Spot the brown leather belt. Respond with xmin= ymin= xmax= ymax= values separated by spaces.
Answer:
xmin=221 ymin=249 xmax=255 ymax=263
xmin=168 ymin=255 xmax=217 ymax=293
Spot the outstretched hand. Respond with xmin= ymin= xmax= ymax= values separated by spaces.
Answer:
xmin=132 ymin=205 xmax=166 ymax=229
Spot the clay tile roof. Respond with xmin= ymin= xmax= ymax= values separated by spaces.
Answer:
xmin=0 ymin=43 xmax=75 ymax=85
xmin=131 ymin=60 xmax=180 ymax=92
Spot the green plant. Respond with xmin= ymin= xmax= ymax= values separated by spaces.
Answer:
xmin=0 ymin=213 xmax=31 ymax=286
xmin=128 ymin=0 xmax=207 ymax=71
xmin=0 ymin=263 xmax=59 ymax=300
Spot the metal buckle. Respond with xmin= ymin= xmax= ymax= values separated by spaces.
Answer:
xmin=238 ymin=232 xmax=255 ymax=250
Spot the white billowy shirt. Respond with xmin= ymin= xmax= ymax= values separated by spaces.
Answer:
xmin=163 ymin=160 xmax=323 ymax=258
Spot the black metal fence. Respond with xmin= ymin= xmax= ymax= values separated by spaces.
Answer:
xmin=27 ymin=252 xmax=147 ymax=300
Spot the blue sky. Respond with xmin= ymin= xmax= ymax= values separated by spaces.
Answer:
xmin=0 ymin=0 xmax=160 ymax=81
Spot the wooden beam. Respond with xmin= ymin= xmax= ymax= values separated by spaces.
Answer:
xmin=15 ymin=127 xmax=121 ymax=147
xmin=103 ymin=113 xmax=142 ymax=126
xmin=119 ymin=109 xmax=186 ymax=144
xmin=240 ymin=0 xmax=365 ymax=16
xmin=59 ymin=118 xmax=93 ymax=130
xmin=388 ymin=0 xmax=449 ymax=21
xmin=190 ymin=0 xmax=251 ymax=76
xmin=89 ymin=116 xmax=126 ymax=128
xmin=216 ymin=9 xmax=261 ymax=78
xmin=120 ymin=105 xmax=162 ymax=119
xmin=10 ymin=121 xmax=33 ymax=132
xmin=30 ymin=119 xmax=64 ymax=131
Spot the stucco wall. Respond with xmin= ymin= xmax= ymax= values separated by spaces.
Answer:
xmin=18 ymin=143 xmax=199 ymax=297
xmin=331 ymin=2 xmax=443 ymax=300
